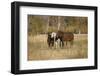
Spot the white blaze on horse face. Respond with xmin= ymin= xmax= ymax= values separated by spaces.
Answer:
xmin=51 ymin=32 xmax=57 ymax=38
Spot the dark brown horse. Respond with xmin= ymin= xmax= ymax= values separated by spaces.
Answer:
xmin=57 ymin=31 xmax=74 ymax=47
xmin=47 ymin=32 xmax=54 ymax=47
xmin=47 ymin=32 xmax=61 ymax=48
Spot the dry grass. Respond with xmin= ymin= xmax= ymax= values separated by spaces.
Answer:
xmin=28 ymin=34 xmax=88 ymax=61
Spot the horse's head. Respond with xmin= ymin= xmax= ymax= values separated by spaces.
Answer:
xmin=51 ymin=32 xmax=57 ymax=38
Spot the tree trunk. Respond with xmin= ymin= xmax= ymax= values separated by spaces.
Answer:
xmin=46 ymin=16 xmax=49 ymax=33
xmin=58 ymin=16 xmax=61 ymax=30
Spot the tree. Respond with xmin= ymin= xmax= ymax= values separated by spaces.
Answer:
xmin=58 ymin=16 xmax=61 ymax=30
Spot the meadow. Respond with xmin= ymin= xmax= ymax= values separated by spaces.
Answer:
xmin=28 ymin=34 xmax=88 ymax=60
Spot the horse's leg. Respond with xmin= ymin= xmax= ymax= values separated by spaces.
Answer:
xmin=72 ymin=40 xmax=74 ymax=47
xmin=59 ymin=40 xmax=61 ymax=48
xmin=60 ymin=41 xmax=62 ymax=48
xmin=66 ymin=41 xmax=67 ymax=47
xmin=48 ymin=42 xmax=51 ymax=48
xmin=49 ymin=42 xmax=53 ymax=48
xmin=48 ymin=43 xmax=50 ymax=47
xmin=61 ymin=41 xmax=64 ymax=48
xmin=52 ymin=42 xmax=54 ymax=47
xmin=47 ymin=41 xmax=50 ymax=47
xmin=55 ymin=42 xmax=57 ymax=49
xmin=70 ymin=40 xmax=73 ymax=48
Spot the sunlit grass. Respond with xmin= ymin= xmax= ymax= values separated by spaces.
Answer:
xmin=28 ymin=34 xmax=88 ymax=60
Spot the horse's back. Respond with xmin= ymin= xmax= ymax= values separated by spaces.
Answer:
xmin=63 ymin=32 xmax=74 ymax=41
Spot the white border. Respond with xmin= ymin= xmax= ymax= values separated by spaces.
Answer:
xmin=20 ymin=6 xmax=94 ymax=70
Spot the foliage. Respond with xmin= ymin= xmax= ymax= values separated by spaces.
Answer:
xmin=28 ymin=15 xmax=88 ymax=36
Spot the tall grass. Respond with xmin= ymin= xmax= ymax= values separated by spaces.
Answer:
xmin=28 ymin=34 xmax=88 ymax=60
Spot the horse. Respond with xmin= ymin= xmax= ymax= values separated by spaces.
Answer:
xmin=47 ymin=32 xmax=61 ymax=48
xmin=47 ymin=31 xmax=74 ymax=48
xmin=56 ymin=31 xmax=74 ymax=47
xmin=47 ymin=32 xmax=54 ymax=47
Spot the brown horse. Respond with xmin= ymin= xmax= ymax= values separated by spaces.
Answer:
xmin=57 ymin=31 xmax=74 ymax=47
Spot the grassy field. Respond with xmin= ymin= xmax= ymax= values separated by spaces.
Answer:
xmin=28 ymin=34 xmax=88 ymax=61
